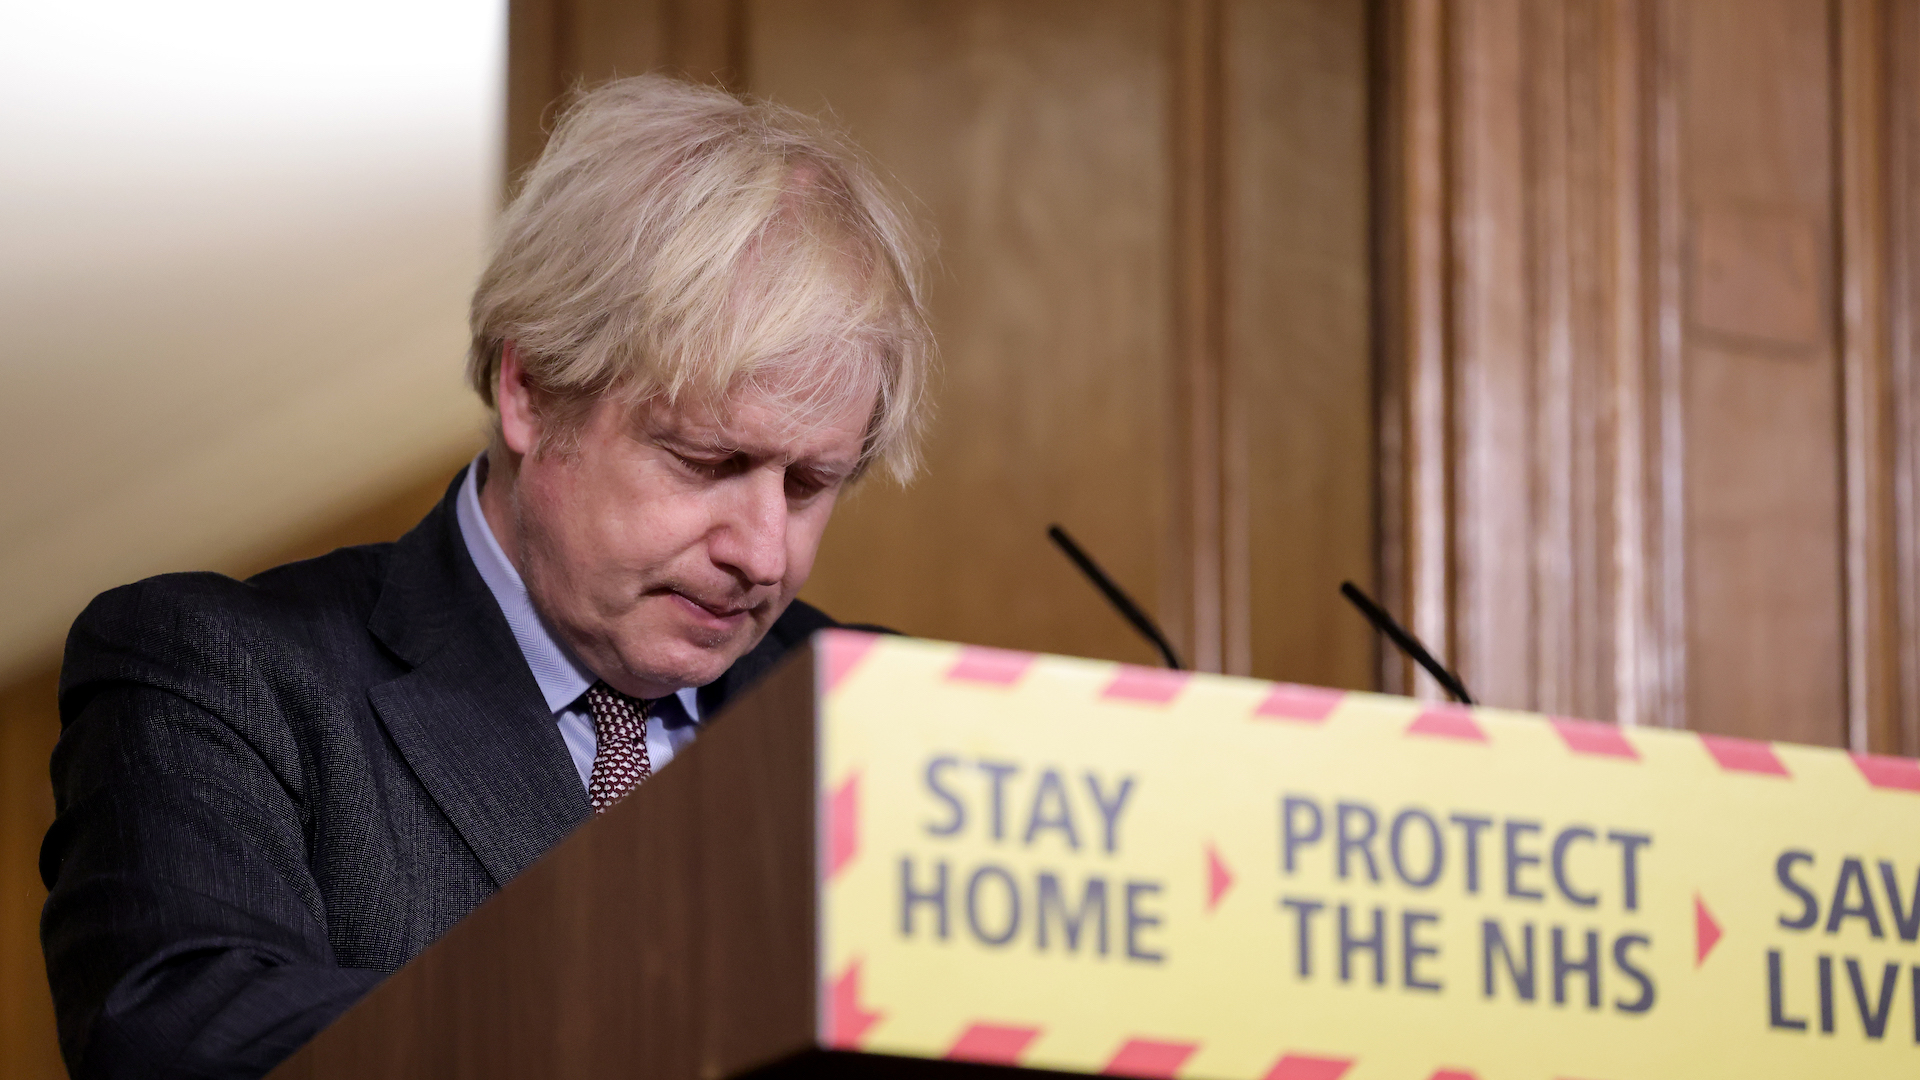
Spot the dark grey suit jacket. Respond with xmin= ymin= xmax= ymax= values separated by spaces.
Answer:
xmin=40 ymin=470 xmax=836 ymax=1080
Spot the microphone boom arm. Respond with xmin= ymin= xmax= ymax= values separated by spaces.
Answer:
xmin=1047 ymin=525 xmax=1185 ymax=670
xmin=1339 ymin=581 xmax=1475 ymax=706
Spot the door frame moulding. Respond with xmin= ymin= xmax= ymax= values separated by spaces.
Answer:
xmin=1838 ymin=0 xmax=1920 ymax=753
xmin=1374 ymin=0 xmax=1687 ymax=723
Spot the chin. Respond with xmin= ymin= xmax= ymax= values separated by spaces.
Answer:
xmin=610 ymin=604 xmax=776 ymax=692
xmin=631 ymin=635 xmax=748 ymax=692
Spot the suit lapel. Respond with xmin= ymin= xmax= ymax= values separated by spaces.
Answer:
xmin=367 ymin=472 xmax=588 ymax=888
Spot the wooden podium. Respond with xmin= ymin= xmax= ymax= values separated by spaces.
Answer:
xmin=272 ymin=631 xmax=1920 ymax=1079
xmin=272 ymin=645 xmax=884 ymax=1080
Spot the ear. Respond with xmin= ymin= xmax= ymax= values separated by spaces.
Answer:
xmin=496 ymin=341 xmax=542 ymax=456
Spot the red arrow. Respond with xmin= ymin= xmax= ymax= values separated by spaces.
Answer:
xmin=1206 ymin=844 xmax=1234 ymax=913
xmin=1695 ymin=894 xmax=1722 ymax=966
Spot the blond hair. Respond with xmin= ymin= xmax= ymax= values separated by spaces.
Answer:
xmin=469 ymin=75 xmax=932 ymax=481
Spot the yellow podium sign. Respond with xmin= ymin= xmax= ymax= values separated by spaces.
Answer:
xmin=812 ymin=632 xmax=1920 ymax=1080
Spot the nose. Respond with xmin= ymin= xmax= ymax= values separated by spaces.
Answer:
xmin=709 ymin=468 xmax=789 ymax=588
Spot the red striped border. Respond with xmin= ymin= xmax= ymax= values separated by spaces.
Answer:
xmin=1852 ymin=752 xmax=1920 ymax=792
xmin=946 ymin=1023 xmax=1042 ymax=1065
xmin=1102 ymin=1038 xmax=1198 ymax=1078
xmin=826 ymin=773 xmax=859 ymax=880
xmin=1407 ymin=706 xmax=1488 ymax=742
xmin=1253 ymin=684 xmax=1344 ymax=722
xmin=1263 ymin=1053 xmax=1353 ymax=1080
xmin=1102 ymin=665 xmax=1192 ymax=705
xmin=1698 ymin=733 xmax=1791 ymax=777
xmin=820 ymin=630 xmax=881 ymax=692
xmin=1550 ymin=717 xmax=1638 ymax=760
xmin=946 ymin=645 xmax=1039 ymax=686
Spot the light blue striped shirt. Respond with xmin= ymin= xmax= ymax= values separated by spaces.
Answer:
xmin=453 ymin=456 xmax=702 ymax=789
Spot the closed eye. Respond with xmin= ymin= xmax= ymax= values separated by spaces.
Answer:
xmin=672 ymin=450 xmax=744 ymax=479
xmin=785 ymin=465 xmax=851 ymax=501
xmin=786 ymin=471 xmax=827 ymax=499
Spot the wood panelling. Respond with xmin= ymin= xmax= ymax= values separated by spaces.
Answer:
xmin=1888 ymin=0 xmax=1920 ymax=754
xmin=1380 ymin=0 xmax=1919 ymax=743
xmin=1173 ymin=0 xmax=1231 ymax=673
xmin=1460 ymin=0 xmax=1659 ymax=725
xmin=750 ymin=0 xmax=1180 ymax=666
xmin=571 ymin=0 xmax=744 ymax=91
xmin=1680 ymin=0 xmax=1845 ymax=741
xmin=1373 ymin=0 xmax=1453 ymax=698
xmin=0 ymin=666 xmax=61 ymax=1080
xmin=506 ymin=0 xmax=570 ymax=182
xmin=1230 ymin=0 xmax=1376 ymax=686
xmin=1841 ymin=0 xmax=1920 ymax=755
xmin=507 ymin=0 xmax=746 ymax=182
xmin=1839 ymin=0 xmax=1896 ymax=753
xmin=1685 ymin=341 xmax=1845 ymax=740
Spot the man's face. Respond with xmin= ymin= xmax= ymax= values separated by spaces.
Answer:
xmin=486 ymin=350 xmax=872 ymax=699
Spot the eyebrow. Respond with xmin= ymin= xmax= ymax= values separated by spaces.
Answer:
xmin=660 ymin=429 xmax=858 ymax=479
xmin=661 ymin=434 xmax=740 ymax=457
xmin=799 ymin=459 xmax=859 ymax=482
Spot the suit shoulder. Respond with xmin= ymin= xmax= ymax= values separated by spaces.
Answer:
xmin=771 ymin=598 xmax=839 ymax=644
xmin=245 ymin=542 xmax=393 ymax=604
xmin=62 ymin=544 xmax=394 ymax=702
xmin=776 ymin=599 xmax=901 ymax=642
xmin=72 ymin=543 xmax=391 ymax=638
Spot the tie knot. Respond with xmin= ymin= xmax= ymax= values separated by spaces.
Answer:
xmin=584 ymin=682 xmax=650 ymax=727
xmin=583 ymin=682 xmax=653 ymax=813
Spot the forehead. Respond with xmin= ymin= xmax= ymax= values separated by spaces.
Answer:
xmin=639 ymin=377 xmax=877 ymax=463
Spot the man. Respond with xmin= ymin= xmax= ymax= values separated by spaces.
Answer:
xmin=40 ymin=75 xmax=931 ymax=1080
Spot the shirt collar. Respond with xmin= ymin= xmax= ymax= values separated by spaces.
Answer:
xmin=455 ymin=454 xmax=597 ymax=715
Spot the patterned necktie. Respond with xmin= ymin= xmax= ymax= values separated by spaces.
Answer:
xmin=584 ymin=682 xmax=653 ymax=813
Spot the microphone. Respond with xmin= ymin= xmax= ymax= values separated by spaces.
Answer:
xmin=1339 ymin=581 xmax=1475 ymax=705
xmin=1047 ymin=525 xmax=1185 ymax=670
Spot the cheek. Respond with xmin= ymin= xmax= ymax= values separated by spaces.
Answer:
xmin=519 ymin=455 xmax=632 ymax=572
xmin=569 ymin=462 xmax=711 ymax=573
xmin=782 ymin=496 xmax=842 ymax=585
xmin=509 ymin=465 xmax=590 ymax=589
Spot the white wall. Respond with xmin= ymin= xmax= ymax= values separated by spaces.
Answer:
xmin=0 ymin=1 xmax=502 ymax=678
